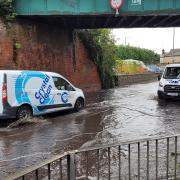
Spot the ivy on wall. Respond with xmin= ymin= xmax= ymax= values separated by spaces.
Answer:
xmin=77 ymin=29 xmax=117 ymax=89
xmin=0 ymin=0 xmax=16 ymax=25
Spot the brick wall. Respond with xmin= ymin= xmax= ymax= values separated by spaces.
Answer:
xmin=0 ymin=19 xmax=101 ymax=92
xmin=0 ymin=19 xmax=14 ymax=69
xmin=117 ymin=73 xmax=158 ymax=86
xmin=160 ymin=56 xmax=180 ymax=64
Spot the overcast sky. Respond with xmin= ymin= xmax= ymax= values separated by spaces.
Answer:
xmin=112 ymin=28 xmax=180 ymax=55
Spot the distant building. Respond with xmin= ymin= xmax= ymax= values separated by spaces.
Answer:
xmin=160 ymin=49 xmax=180 ymax=64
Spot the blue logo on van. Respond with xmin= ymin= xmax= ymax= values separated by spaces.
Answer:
xmin=169 ymin=80 xmax=179 ymax=84
xmin=15 ymin=71 xmax=53 ymax=113
xmin=61 ymin=92 xmax=68 ymax=103
xmin=35 ymin=74 xmax=53 ymax=104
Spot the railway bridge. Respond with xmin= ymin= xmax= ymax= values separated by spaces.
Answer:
xmin=14 ymin=0 xmax=180 ymax=28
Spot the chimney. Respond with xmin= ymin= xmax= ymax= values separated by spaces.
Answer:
xmin=162 ymin=49 xmax=165 ymax=54
xmin=162 ymin=49 xmax=165 ymax=57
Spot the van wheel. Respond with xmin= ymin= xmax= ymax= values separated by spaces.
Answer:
xmin=158 ymin=92 xmax=164 ymax=100
xmin=17 ymin=106 xmax=32 ymax=120
xmin=158 ymin=94 xmax=164 ymax=100
xmin=74 ymin=98 xmax=84 ymax=112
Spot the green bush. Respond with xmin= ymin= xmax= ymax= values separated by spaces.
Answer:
xmin=0 ymin=0 xmax=16 ymax=24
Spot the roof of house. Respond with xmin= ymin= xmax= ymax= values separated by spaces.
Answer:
xmin=163 ymin=49 xmax=180 ymax=57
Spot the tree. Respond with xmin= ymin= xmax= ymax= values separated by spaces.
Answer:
xmin=116 ymin=45 xmax=160 ymax=64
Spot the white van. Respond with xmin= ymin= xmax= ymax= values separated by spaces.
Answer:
xmin=0 ymin=70 xmax=85 ymax=119
xmin=158 ymin=64 xmax=180 ymax=99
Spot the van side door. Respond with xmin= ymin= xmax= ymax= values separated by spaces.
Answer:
xmin=52 ymin=77 xmax=76 ymax=110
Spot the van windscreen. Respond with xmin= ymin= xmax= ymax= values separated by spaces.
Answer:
xmin=163 ymin=67 xmax=180 ymax=79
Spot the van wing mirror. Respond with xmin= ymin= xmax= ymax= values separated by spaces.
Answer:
xmin=157 ymin=74 xmax=161 ymax=81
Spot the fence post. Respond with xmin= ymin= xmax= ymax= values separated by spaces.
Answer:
xmin=67 ymin=154 xmax=76 ymax=180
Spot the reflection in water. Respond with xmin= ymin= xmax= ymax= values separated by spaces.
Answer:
xmin=83 ymin=82 xmax=180 ymax=149
xmin=1 ymin=81 xmax=180 ymax=178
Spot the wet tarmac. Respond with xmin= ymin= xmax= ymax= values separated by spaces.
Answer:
xmin=1 ymin=81 xmax=180 ymax=179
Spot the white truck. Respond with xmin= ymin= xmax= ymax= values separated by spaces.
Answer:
xmin=0 ymin=70 xmax=85 ymax=119
xmin=158 ymin=64 xmax=180 ymax=99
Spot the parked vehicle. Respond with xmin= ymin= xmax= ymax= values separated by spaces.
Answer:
xmin=0 ymin=70 xmax=85 ymax=119
xmin=157 ymin=64 xmax=180 ymax=99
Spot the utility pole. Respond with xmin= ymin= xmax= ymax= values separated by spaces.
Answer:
xmin=125 ymin=37 xmax=131 ymax=46
xmin=172 ymin=27 xmax=175 ymax=63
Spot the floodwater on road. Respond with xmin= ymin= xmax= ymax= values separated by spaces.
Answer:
xmin=1 ymin=81 xmax=180 ymax=179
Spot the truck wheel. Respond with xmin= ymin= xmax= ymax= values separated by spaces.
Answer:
xmin=17 ymin=106 xmax=32 ymax=120
xmin=74 ymin=98 xmax=84 ymax=112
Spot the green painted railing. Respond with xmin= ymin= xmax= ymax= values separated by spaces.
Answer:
xmin=14 ymin=0 xmax=180 ymax=16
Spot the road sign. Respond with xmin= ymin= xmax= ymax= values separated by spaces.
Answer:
xmin=110 ymin=0 xmax=124 ymax=15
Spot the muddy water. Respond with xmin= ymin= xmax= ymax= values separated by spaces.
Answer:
xmin=1 ymin=81 xmax=180 ymax=179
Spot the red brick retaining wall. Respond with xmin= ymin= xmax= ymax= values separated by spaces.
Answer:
xmin=0 ymin=19 xmax=101 ymax=92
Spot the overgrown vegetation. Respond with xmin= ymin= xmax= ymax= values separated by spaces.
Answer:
xmin=116 ymin=45 xmax=160 ymax=64
xmin=0 ymin=0 xmax=16 ymax=24
xmin=78 ymin=29 xmax=160 ymax=89
xmin=78 ymin=29 xmax=117 ymax=89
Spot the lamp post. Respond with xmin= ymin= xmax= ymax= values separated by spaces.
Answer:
xmin=172 ymin=27 xmax=175 ymax=63
xmin=125 ymin=36 xmax=131 ymax=45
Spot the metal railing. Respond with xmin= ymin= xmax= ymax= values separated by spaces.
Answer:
xmin=5 ymin=134 xmax=180 ymax=180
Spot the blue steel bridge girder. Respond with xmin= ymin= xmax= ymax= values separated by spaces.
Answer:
xmin=14 ymin=0 xmax=180 ymax=28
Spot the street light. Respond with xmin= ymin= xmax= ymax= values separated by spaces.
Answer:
xmin=125 ymin=36 xmax=131 ymax=45
xmin=115 ymin=36 xmax=131 ymax=46
xmin=172 ymin=27 xmax=175 ymax=63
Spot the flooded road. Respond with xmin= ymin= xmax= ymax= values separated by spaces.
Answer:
xmin=1 ymin=81 xmax=180 ymax=178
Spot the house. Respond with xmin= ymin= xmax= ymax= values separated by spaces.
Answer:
xmin=160 ymin=49 xmax=180 ymax=64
